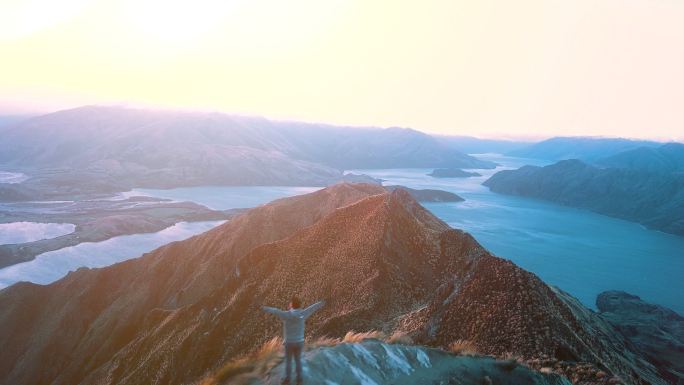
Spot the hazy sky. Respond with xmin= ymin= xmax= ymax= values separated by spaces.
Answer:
xmin=1 ymin=0 xmax=683 ymax=140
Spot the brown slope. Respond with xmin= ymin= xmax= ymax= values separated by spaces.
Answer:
xmin=72 ymin=189 xmax=661 ymax=385
xmin=79 ymin=189 xmax=461 ymax=385
xmin=402 ymin=257 xmax=663 ymax=384
xmin=0 ymin=183 xmax=385 ymax=385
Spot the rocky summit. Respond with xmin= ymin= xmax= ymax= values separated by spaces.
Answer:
xmin=0 ymin=183 xmax=671 ymax=385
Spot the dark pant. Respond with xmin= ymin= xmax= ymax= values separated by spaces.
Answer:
xmin=284 ymin=341 xmax=303 ymax=382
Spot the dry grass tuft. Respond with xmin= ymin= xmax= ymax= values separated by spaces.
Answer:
xmin=342 ymin=330 xmax=385 ymax=343
xmin=200 ymin=337 xmax=283 ymax=385
xmin=308 ymin=335 xmax=341 ymax=349
xmin=310 ymin=330 xmax=411 ymax=349
xmin=448 ymin=339 xmax=478 ymax=356
xmin=386 ymin=331 xmax=413 ymax=345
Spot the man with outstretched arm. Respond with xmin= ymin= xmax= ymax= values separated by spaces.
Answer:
xmin=262 ymin=296 xmax=325 ymax=385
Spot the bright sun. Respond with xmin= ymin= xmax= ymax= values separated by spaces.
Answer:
xmin=0 ymin=0 xmax=91 ymax=40
xmin=123 ymin=0 xmax=246 ymax=46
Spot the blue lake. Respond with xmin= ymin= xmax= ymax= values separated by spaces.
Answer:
xmin=4 ymin=160 xmax=681 ymax=314
xmin=352 ymin=154 xmax=684 ymax=313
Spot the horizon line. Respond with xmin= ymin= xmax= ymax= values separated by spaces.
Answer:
xmin=1 ymin=102 xmax=681 ymax=143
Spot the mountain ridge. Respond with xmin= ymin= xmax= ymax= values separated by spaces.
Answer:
xmin=0 ymin=183 xmax=667 ymax=385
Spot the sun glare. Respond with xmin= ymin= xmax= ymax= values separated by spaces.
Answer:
xmin=0 ymin=0 xmax=90 ymax=41
xmin=123 ymin=0 xmax=245 ymax=46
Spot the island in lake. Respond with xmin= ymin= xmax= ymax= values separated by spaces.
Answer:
xmin=428 ymin=168 xmax=482 ymax=178
xmin=384 ymin=185 xmax=464 ymax=202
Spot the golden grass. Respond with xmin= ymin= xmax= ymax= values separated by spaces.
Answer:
xmin=342 ymin=330 xmax=385 ymax=343
xmin=308 ymin=335 xmax=341 ymax=349
xmin=199 ymin=337 xmax=283 ymax=385
xmin=308 ymin=330 xmax=388 ymax=350
xmin=386 ymin=330 xmax=413 ymax=345
xmin=448 ymin=339 xmax=478 ymax=356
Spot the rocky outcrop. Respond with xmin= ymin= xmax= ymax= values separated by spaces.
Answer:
xmin=483 ymin=159 xmax=684 ymax=236
xmin=597 ymin=291 xmax=684 ymax=384
xmin=0 ymin=184 xmax=666 ymax=385
xmin=384 ymin=185 xmax=464 ymax=202
xmin=428 ymin=168 xmax=482 ymax=178
xmin=231 ymin=340 xmax=573 ymax=385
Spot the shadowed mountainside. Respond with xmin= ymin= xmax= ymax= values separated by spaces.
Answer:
xmin=483 ymin=159 xmax=684 ymax=236
xmin=0 ymin=184 xmax=667 ymax=385
xmin=598 ymin=291 xmax=684 ymax=384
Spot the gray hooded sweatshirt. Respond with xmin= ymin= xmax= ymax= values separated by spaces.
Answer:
xmin=262 ymin=301 xmax=325 ymax=343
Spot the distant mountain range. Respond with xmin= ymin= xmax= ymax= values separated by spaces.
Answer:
xmin=595 ymin=142 xmax=684 ymax=173
xmin=508 ymin=137 xmax=661 ymax=161
xmin=0 ymin=184 xmax=673 ymax=385
xmin=484 ymin=159 xmax=684 ymax=236
xmin=437 ymin=135 xmax=533 ymax=154
xmin=0 ymin=106 xmax=495 ymax=198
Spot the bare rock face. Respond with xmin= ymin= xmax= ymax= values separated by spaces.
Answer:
xmin=256 ymin=340 xmax=573 ymax=385
xmin=0 ymin=183 xmax=667 ymax=385
xmin=597 ymin=291 xmax=684 ymax=384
